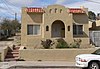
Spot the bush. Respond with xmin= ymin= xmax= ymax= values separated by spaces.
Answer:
xmin=70 ymin=42 xmax=80 ymax=48
xmin=41 ymin=39 xmax=53 ymax=49
xmin=69 ymin=39 xmax=82 ymax=48
xmin=56 ymin=39 xmax=69 ymax=48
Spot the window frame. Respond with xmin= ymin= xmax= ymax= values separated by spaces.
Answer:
xmin=73 ymin=24 xmax=83 ymax=36
xmin=27 ymin=24 xmax=41 ymax=36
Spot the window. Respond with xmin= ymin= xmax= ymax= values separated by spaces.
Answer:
xmin=60 ymin=9 xmax=62 ymax=13
xmin=27 ymin=25 xmax=33 ymax=35
xmin=49 ymin=9 xmax=52 ymax=13
xmin=55 ymin=8 xmax=57 ymax=13
xmin=73 ymin=25 xmax=83 ymax=35
xmin=27 ymin=25 xmax=40 ymax=35
xmin=46 ymin=26 xmax=49 ymax=31
xmin=68 ymin=26 xmax=70 ymax=31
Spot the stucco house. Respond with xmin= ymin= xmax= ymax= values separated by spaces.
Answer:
xmin=21 ymin=4 xmax=89 ymax=49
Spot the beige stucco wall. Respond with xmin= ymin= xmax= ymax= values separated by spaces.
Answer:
xmin=21 ymin=5 xmax=89 ymax=49
xmin=73 ymin=13 xmax=89 ymax=46
xmin=43 ymin=5 xmax=73 ymax=43
xmin=19 ymin=49 xmax=96 ymax=62
xmin=21 ymin=7 xmax=43 ymax=48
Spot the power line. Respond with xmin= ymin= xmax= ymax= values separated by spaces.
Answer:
xmin=86 ymin=0 xmax=100 ymax=4
xmin=0 ymin=1 xmax=16 ymax=20
xmin=2 ymin=0 xmax=21 ymax=15
xmin=2 ymin=0 xmax=15 ymax=14
xmin=5 ymin=0 xmax=17 ymax=7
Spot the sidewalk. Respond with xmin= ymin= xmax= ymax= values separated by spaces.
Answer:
xmin=0 ymin=61 xmax=80 ymax=69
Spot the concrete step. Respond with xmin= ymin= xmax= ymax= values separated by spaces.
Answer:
xmin=14 ymin=46 xmax=20 ymax=49
xmin=6 ymin=53 xmax=19 ymax=56
xmin=5 ymin=46 xmax=20 ymax=61
xmin=7 ymin=51 xmax=19 ymax=54
xmin=5 ymin=55 xmax=18 ymax=58
xmin=13 ymin=50 xmax=19 ymax=52
xmin=4 ymin=57 xmax=19 ymax=61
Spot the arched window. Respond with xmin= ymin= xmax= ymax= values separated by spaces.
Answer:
xmin=46 ymin=26 xmax=49 ymax=31
xmin=55 ymin=8 xmax=57 ymax=13
xmin=49 ymin=9 xmax=52 ymax=13
xmin=68 ymin=26 xmax=70 ymax=31
xmin=60 ymin=9 xmax=62 ymax=13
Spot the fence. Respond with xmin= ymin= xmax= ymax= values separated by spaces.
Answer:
xmin=89 ymin=31 xmax=100 ymax=47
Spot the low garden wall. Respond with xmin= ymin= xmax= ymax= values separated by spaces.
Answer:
xmin=19 ymin=48 xmax=97 ymax=62
xmin=1 ymin=46 xmax=9 ymax=61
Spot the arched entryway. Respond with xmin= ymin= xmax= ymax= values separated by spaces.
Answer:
xmin=51 ymin=20 xmax=65 ymax=38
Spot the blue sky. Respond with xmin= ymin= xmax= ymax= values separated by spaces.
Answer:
xmin=0 ymin=0 xmax=100 ymax=22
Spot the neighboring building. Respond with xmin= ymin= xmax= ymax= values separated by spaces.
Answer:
xmin=89 ymin=20 xmax=100 ymax=31
xmin=89 ymin=20 xmax=100 ymax=46
xmin=96 ymin=13 xmax=100 ymax=20
xmin=21 ymin=4 xmax=89 ymax=49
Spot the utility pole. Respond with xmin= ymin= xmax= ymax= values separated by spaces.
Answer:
xmin=15 ymin=13 xmax=17 ymax=21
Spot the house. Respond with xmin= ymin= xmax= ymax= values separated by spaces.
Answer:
xmin=89 ymin=20 xmax=100 ymax=46
xmin=21 ymin=4 xmax=89 ymax=49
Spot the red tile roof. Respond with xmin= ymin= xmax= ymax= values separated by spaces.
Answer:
xmin=26 ymin=8 xmax=44 ymax=13
xmin=69 ymin=8 xmax=85 ymax=13
xmin=26 ymin=8 xmax=85 ymax=13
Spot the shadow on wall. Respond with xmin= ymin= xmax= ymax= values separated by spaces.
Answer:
xmin=28 ymin=13 xmax=42 ymax=23
xmin=73 ymin=31 xmax=88 ymax=38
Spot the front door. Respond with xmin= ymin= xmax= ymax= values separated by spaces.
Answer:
xmin=52 ymin=23 xmax=61 ymax=37
xmin=51 ymin=20 xmax=65 ymax=38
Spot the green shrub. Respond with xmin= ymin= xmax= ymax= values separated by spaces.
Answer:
xmin=56 ymin=39 xmax=69 ymax=48
xmin=70 ymin=42 xmax=80 ymax=48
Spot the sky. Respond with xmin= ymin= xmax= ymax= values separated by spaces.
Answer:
xmin=0 ymin=0 xmax=100 ymax=22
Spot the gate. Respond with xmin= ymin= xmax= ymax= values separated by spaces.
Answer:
xmin=89 ymin=31 xmax=100 ymax=47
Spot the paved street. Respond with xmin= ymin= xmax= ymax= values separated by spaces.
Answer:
xmin=0 ymin=61 xmax=82 ymax=69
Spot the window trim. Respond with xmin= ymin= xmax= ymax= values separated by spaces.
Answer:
xmin=73 ymin=24 xmax=83 ymax=36
xmin=27 ymin=24 xmax=41 ymax=36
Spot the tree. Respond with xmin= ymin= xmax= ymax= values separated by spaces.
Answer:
xmin=88 ymin=11 xmax=96 ymax=20
xmin=1 ymin=18 xmax=21 ymax=36
xmin=1 ymin=18 xmax=12 ymax=30
xmin=11 ymin=20 xmax=21 ymax=32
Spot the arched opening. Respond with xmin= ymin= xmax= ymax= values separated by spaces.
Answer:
xmin=51 ymin=20 xmax=65 ymax=38
xmin=46 ymin=26 xmax=49 ymax=31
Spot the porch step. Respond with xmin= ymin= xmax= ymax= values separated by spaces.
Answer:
xmin=5 ymin=46 xmax=20 ymax=61
xmin=7 ymin=52 xmax=19 ymax=54
xmin=5 ymin=55 xmax=18 ymax=58
xmin=4 ymin=57 xmax=19 ymax=61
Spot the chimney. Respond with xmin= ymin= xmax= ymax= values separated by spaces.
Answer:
xmin=80 ymin=6 xmax=84 ymax=9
